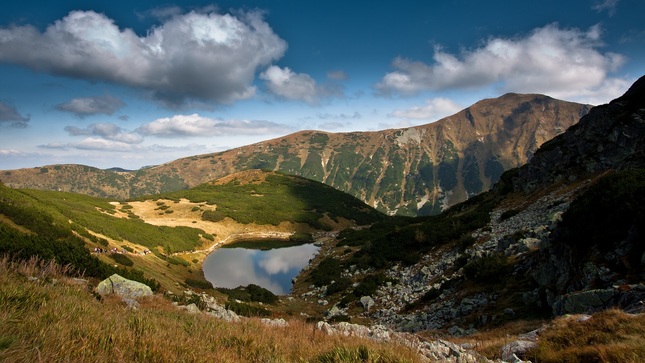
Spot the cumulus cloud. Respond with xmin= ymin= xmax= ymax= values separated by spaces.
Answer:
xmin=376 ymin=24 xmax=627 ymax=104
xmin=0 ymin=100 xmax=29 ymax=127
xmin=261 ymin=66 xmax=320 ymax=103
xmin=390 ymin=98 xmax=462 ymax=121
xmin=56 ymin=95 xmax=125 ymax=118
xmin=137 ymin=113 xmax=293 ymax=137
xmin=0 ymin=10 xmax=287 ymax=108
xmin=64 ymin=123 xmax=143 ymax=144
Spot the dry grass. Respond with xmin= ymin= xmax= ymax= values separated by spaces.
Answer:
xmin=443 ymin=319 xmax=547 ymax=359
xmin=0 ymin=257 xmax=421 ymax=362
xmin=526 ymin=310 xmax=645 ymax=363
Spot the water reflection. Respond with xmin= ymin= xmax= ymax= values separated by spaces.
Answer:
xmin=202 ymin=242 xmax=319 ymax=295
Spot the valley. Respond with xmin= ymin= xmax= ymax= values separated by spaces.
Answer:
xmin=1 ymin=77 xmax=644 ymax=362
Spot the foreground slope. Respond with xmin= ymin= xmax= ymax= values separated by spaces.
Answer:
xmin=1 ymin=93 xmax=590 ymax=216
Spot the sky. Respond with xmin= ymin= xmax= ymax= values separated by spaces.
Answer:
xmin=0 ymin=0 xmax=643 ymax=170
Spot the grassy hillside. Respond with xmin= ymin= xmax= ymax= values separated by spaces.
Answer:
xmin=0 ymin=170 xmax=383 ymax=294
xmin=0 ymin=257 xmax=421 ymax=362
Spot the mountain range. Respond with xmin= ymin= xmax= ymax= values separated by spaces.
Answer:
xmin=0 ymin=75 xmax=643 ymax=362
xmin=0 ymin=93 xmax=591 ymax=216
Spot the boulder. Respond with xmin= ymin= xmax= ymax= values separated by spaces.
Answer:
xmin=552 ymin=288 xmax=617 ymax=315
xmin=96 ymin=274 xmax=153 ymax=300
xmin=360 ymin=296 xmax=375 ymax=311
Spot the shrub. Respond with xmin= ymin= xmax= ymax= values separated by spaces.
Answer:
xmin=168 ymin=256 xmax=189 ymax=267
xmin=308 ymin=258 xmax=342 ymax=287
xmin=108 ymin=253 xmax=134 ymax=267
xmin=463 ymin=254 xmax=511 ymax=282
xmin=185 ymin=278 xmax=213 ymax=290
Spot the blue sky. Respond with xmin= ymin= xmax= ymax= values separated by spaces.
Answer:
xmin=0 ymin=0 xmax=643 ymax=170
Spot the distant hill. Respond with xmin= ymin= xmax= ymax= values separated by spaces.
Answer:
xmin=0 ymin=93 xmax=591 ymax=216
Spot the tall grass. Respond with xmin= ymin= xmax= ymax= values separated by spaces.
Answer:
xmin=526 ymin=310 xmax=645 ymax=363
xmin=0 ymin=257 xmax=420 ymax=362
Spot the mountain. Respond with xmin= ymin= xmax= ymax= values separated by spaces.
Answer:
xmin=292 ymin=75 xmax=645 ymax=357
xmin=0 ymin=93 xmax=591 ymax=216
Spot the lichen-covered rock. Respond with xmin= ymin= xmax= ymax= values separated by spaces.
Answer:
xmin=96 ymin=274 xmax=153 ymax=299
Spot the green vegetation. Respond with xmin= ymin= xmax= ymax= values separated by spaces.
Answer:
xmin=463 ymin=254 xmax=511 ymax=282
xmin=308 ymin=257 xmax=343 ymax=287
xmin=0 ymin=224 xmax=159 ymax=291
xmin=224 ymin=238 xmax=309 ymax=251
xmin=184 ymin=278 xmax=213 ymax=290
xmin=217 ymin=284 xmax=278 ymax=304
xmin=143 ymin=172 xmax=383 ymax=228
xmin=108 ymin=253 xmax=134 ymax=267
xmin=0 ymin=185 xmax=204 ymax=253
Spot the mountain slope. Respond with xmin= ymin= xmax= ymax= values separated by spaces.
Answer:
xmin=1 ymin=93 xmax=591 ymax=216
xmin=292 ymin=75 xmax=645 ymax=339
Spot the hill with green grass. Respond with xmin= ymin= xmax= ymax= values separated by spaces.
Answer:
xmin=0 ymin=170 xmax=383 ymax=293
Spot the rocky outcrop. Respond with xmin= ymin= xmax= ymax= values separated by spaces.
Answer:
xmin=315 ymin=321 xmax=498 ymax=362
xmin=96 ymin=274 xmax=153 ymax=300
xmin=514 ymin=75 xmax=645 ymax=193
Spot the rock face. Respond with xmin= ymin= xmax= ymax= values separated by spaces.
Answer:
xmin=514 ymin=75 xmax=645 ymax=192
xmin=1 ymin=93 xmax=590 ymax=216
xmin=96 ymin=274 xmax=153 ymax=299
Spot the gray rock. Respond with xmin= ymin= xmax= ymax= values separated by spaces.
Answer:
xmin=206 ymin=306 xmax=240 ymax=322
xmin=178 ymin=303 xmax=200 ymax=314
xmin=360 ymin=296 xmax=375 ymax=311
xmin=553 ymin=288 xmax=617 ymax=315
xmin=501 ymin=340 xmax=537 ymax=362
xmin=96 ymin=274 xmax=153 ymax=300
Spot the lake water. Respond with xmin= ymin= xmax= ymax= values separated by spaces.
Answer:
xmin=202 ymin=240 xmax=319 ymax=295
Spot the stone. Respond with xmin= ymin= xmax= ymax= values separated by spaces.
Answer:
xmin=360 ymin=296 xmax=375 ymax=311
xmin=178 ymin=303 xmax=200 ymax=314
xmin=206 ymin=306 xmax=240 ymax=322
xmin=553 ymin=288 xmax=617 ymax=315
xmin=501 ymin=340 xmax=537 ymax=362
xmin=96 ymin=274 xmax=153 ymax=300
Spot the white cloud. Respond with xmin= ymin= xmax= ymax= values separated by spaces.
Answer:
xmin=137 ymin=114 xmax=293 ymax=137
xmin=390 ymin=98 xmax=462 ymax=121
xmin=261 ymin=66 xmax=320 ymax=103
xmin=64 ymin=123 xmax=143 ymax=144
xmin=40 ymin=139 xmax=140 ymax=152
xmin=0 ymin=10 xmax=287 ymax=108
xmin=376 ymin=24 xmax=627 ymax=104
xmin=56 ymin=95 xmax=125 ymax=118
xmin=593 ymin=0 xmax=619 ymax=15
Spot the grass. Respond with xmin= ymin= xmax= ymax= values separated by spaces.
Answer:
xmin=525 ymin=310 xmax=645 ymax=363
xmin=0 ymin=257 xmax=421 ymax=362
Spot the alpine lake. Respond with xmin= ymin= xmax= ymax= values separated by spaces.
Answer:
xmin=202 ymin=238 xmax=320 ymax=295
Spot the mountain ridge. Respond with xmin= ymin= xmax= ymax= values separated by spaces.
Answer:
xmin=1 ymin=92 xmax=591 ymax=216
